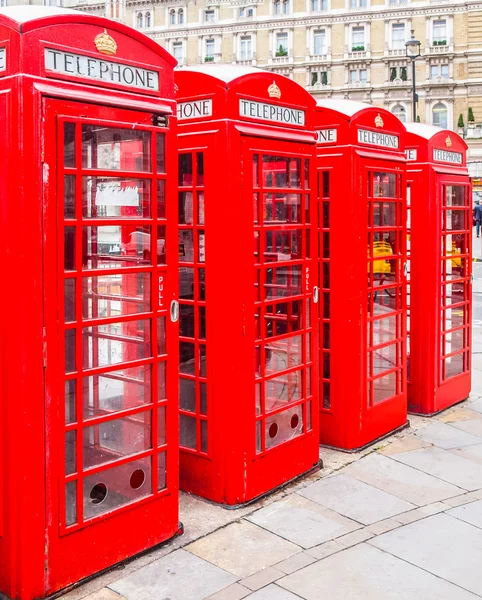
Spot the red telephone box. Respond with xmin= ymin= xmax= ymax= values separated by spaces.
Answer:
xmin=0 ymin=7 xmax=180 ymax=599
xmin=175 ymin=65 xmax=320 ymax=505
xmin=314 ymin=101 xmax=408 ymax=451
xmin=405 ymin=124 xmax=472 ymax=415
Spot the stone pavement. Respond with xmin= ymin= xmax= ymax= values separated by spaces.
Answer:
xmin=62 ymin=388 xmax=482 ymax=600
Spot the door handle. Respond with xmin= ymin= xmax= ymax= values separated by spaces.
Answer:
xmin=170 ymin=300 xmax=179 ymax=323
xmin=313 ymin=286 xmax=319 ymax=304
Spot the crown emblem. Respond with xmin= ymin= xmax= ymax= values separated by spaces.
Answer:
xmin=94 ymin=30 xmax=117 ymax=56
xmin=375 ymin=113 xmax=384 ymax=128
xmin=446 ymin=136 xmax=453 ymax=148
xmin=268 ymin=81 xmax=281 ymax=99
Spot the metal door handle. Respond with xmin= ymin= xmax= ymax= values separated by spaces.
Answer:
xmin=170 ymin=300 xmax=179 ymax=323
xmin=313 ymin=286 xmax=319 ymax=304
xmin=403 ymin=262 xmax=408 ymax=277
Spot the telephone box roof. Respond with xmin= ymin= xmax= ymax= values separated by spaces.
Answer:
xmin=176 ymin=64 xmax=263 ymax=84
xmin=0 ymin=5 xmax=81 ymax=24
xmin=316 ymin=99 xmax=373 ymax=118
xmin=405 ymin=122 xmax=446 ymax=140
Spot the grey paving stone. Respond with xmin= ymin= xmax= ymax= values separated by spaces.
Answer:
xmin=451 ymin=418 xmax=482 ymax=438
xmin=83 ymin=591 xmax=126 ymax=600
xmin=279 ymin=543 xmax=478 ymax=599
xmin=370 ymin=513 xmax=482 ymax=596
xmin=419 ymin=501 xmax=448 ymax=516
xmin=186 ymin=521 xmax=300 ymax=578
xmin=443 ymin=494 xmax=477 ymax=507
xmin=298 ymin=473 xmax=415 ymax=525
xmin=245 ymin=585 xmax=301 ymax=600
xmin=274 ymin=552 xmax=317 ymax=574
xmin=246 ymin=493 xmax=361 ymax=548
xmin=343 ymin=452 xmax=463 ymax=506
xmin=108 ymin=549 xmax=237 ymax=600
xmin=365 ymin=518 xmax=403 ymax=535
xmin=304 ymin=540 xmax=346 ymax=560
xmin=240 ymin=568 xmax=284 ymax=591
xmin=469 ymin=398 xmax=482 ymax=414
xmin=414 ymin=421 xmax=482 ymax=449
xmin=451 ymin=444 xmax=482 ymax=466
xmin=447 ymin=499 xmax=482 ymax=529
xmin=334 ymin=528 xmax=374 ymax=547
xmin=392 ymin=446 xmax=482 ymax=491
xmin=206 ymin=584 xmax=251 ymax=600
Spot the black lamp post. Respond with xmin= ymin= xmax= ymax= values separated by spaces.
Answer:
xmin=405 ymin=30 xmax=421 ymax=122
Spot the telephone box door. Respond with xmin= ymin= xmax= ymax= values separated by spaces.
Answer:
xmin=42 ymin=98 xmax=178 ymax=592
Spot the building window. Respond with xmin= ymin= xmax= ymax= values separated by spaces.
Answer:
xmin=204 ymin=8 xmax=215 ymax=22
xmin=392 ymin=23 xmax=405 ymax=50
xmin=44 ymin=0 xmax=63 ymax=5
xmin=179 ymin=9 xmax=184 ymax=24
xmin=169 ymin=9 xmax=176 ymax=24
xmin=350 ymin=0 xmax=367 ymax=8
xmin=239 ymin=6 xmax=254 ymax=17
xmin=205 ymin=39 xmax=215 ymax=61
xmin=391 ymin=104 xmax=407 ymax=122
xmin=390 ymin=66 xmax=407 ymax=81
xmin=313 ymin=30 xmax=326 ymax=55
xmin=312 ymin=0 xmax=328 ymax=10
xmin=172 ymin=41 xmax=184 ymax=62
xmin=349 ymin=68 xmax=367 ymax=83
xmin=433 ymin=20 xmax=447 ymax=45
xmin=240 ymin=36 xmax=253 ymax=60
xmin=137 ymin=12 xmax=144 ymax=28
xmin=351 ymin=27 xmax=365 ymax=51
xmin=432 ymin=102 xmax=448 ymax=128
xmin=389 ymin=0 xmax=407 ymax=4
xmin=0 ymin=0 xmax=7 ymax=6
xmin=145 ymin=12 xmax=151 ymax=28
xmin=430 ymin=64 xmax=449 ymax=79
xmin=275 ymin=32 xmax=289 ymax=56
xmin=274 ymin=0 xmax=290 ymax=14
xmin=311 ymin=70 xmax=329 ymax=86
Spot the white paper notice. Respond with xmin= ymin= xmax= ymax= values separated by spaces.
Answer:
xmin=95 ymin=182 xmax=139 ymax=207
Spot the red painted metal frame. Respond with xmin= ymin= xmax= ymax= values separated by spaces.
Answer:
xmin=314 ymin=103 xmax=408 ymax=451
xmin=405 ymin=125 xmax=472 ymax=415
xmin=0 ymin=9 xmax=179 ymax=600
xmin=175 ymin=67 xmax=320 ymax=505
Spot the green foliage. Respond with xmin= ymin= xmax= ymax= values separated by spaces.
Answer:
xmin=468 ymin=107 xmax=475 ymax=122
xmin=458 ymin=114 xmax=465 ymax=128
xmin=416 ymin=115 xmax=421 ymax=122
xmin=400 ymin=67 xmax=407 ymax=81
xmin=204 ymin=56 xmax=214 ymax=62
xmin=275 ymin=45 xmax=288 ymax=57
xmin=321 ymin=71 xmax=328 ymax=85
xmin=351 ymin=45 xmax=365 ymax=51
xmin=390 ymin=68 xmax=397 ymax=81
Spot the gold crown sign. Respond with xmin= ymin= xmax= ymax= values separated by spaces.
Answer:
xmin=446 ymin=135 xmax=453 ymax=148
xmin=375 ymin=113 xmax=384 ymax=128
xmin=268 ymin=81 xmax=281 ymax=99
xmin=94 ymin=30 xmax=117 ymax=56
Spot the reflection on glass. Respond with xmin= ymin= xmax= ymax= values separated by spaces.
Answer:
xmin=444 ymin=329 xmax=465 ymax=355
xmin=83 ymin=365 xmax=151 ymax=417
xmin=157 ymin=226 xmax=166 ymax=265
xmin=180 ymin=267 xmax=194 ymax=299
xmin=373 ymin=172 xmax=396 ymax=197
xmin=65 ymin=480 xmax=77 ymax=526
xmin=198 ymin=191 xmax=205 ymax=225
xmin=180 ymin=377 xmax=196 ymax=412
xmin=265 ymin=300 xmax=302 ymax=338
xmin=197 ymin=153 xmax=204 ymax=186
xmin=179 ymin=342 xmax=195 ymax=374
xmin=157 ymin=134 xmax=165 ymax=173
xmin=83 ymin=273 xmax=150 ymax=319
xmin=65 ymin=430 xmax=76 ymax=475
xmin=253 ymin=154 xmax=259 ymax=187
xmin=264 ymin=229 xmax=302 ymax=261
xmin=445 ymin=210 xmax=465 ymax=231
xmin=198 ymin=230 xmax=205 ymax=263
xmin=265 ymin=335 xmax=302 ymax=376
xmin=83 ymin=225 xmax=151 ymax=269
xmin=373 ymin=202 xmax=397 ymax=227
xmin=373 ymin=343 xmax=398 ymax=374
xmin=265 ymin=265 xmax=302 ymax=299
xmin=179 ymin=153 xmax=193 ymax=186
xmin=65 ymin=380 xmax=76 ymax=424
xmin=179 ymin=191 xmax=193 ymax=224
xmin=372 ymin=316 xmax=397 ymax=347
xmin=264 ymin=371 xmax=302 ymax=411
xmin=65 ymin=329 xmax=76 ymax=373
xmin=444 ymin=258 xmax=465 ymax=281
xmin=65 ymin=279 xmax=76 ymax=322
xmin=158 ymin=451 xmax=167 ymax=490
xmin=82 ymin=177 xmax=151 ymax=218
xmin=65 ymin=227 xmax=76 ymax=271
xmin=262 ymin=156 xmax=301 ymax=188
xmin=82 ymin=126 xmax=151 ymax=171
xmin=180 ymin=414 xmax=196 ymax=448
xmin=157 ymin=317 xmax=166 ymax=355
xmin=179 ymin=230 xmax=194 ymax=262
xmin=64 ymin=122 xmax=76 ymax=168
xmin=265 ymin=404 xmax=303 ymax=450
xmin=263 ymin=193 xmax=301 ymax=223
xmin=444 ymin=353 xmax=465 ymax=378
xmin=83 ymin=320 xmax=150 ymax=369
xmin=158 ymin=362 xmax=166 ymax=400
xmin=373 ymin=371 xmax=397 ymax=403
xmin=446 ymin=186 xmax=466 ymax=207
xmin=201 ymin=420 xmax=208 ymax=453
xmin=64 ymin=175 xmax=76 ymax=219
xmin=200 ymin=382 xmax=207 ymax=414
xmin=158 ymin=180 xmax=166 ymax=219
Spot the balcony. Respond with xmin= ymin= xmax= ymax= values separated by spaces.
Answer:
xmin=346 ymin=48 xmax=368 ymax=60
xmin=387 ymin=48 xmax=406 ymax=57
xmin=201 ymin=53 xmax=222 ymax=64
xmin=234 ymin=54 xmax=257 ymax=66
xmin=309 ymin=51 xmax=329 ymax=63
xmin=427 ymin=41 xmax=452 ymax=54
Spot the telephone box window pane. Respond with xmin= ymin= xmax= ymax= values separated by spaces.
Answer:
xmin=65 ymin=481 xmax=77 ymax=527
xmin=83 ymin=320 xmax=150 ymax=369
xmin=322 ymin=172 xmax=330 ymax=198
xmin=158 ymin=362 xmax=166 ymax=400
xmin=65 ymin=279 xmax=76 ymax=322
xmin=201 ymin=420 xmax=208 ymax=453
xmin=157 ymin=226 xmax=166 ymax=265
xmin=180 ymin=304 xmax=194 ymax=339
xmin=199 ymin=306 xmax=206 ymax=339
xmin=445 ymin=210 xmax=465 ymax=231
xmin=83 ymin=456 xmax=152 ymax=520
xmin=373 ymin=202 xmax=397 ymax=227
xmin=65 ymin=380 xmax=76 ymax=424
xmin=180 ymin=267 xmax=194 ymax=299
xmin=200 ymin=345 xmax=207 ymax=377
xmin=323 ymin=381 xmax=330 ymax=409
xmin=198 ymin=192 xmax=205 ymax=225
xmin=265 ymin=404 xmax=303 ymax=450
xmin=253 ymin=154 xmax=259 ymax=187
xmin=373 ymin=316 xmax=397 ymax=346
xmin=82 ymin=127 xmax=151 ymax=172
xmin=179 ymin=230 xmax=194 ymax=262
xmin=256 ymin=420 xmax=262 ymax=453
xmin=179 ymin=191 xmax=193 ymax=224
xmin=64 ymin=122 xmax=76 ymax=168
xmin=197 ymin=153 xmax=204 ymax=186
xmin=442 ymin=307 xmax=466 ymax=331
xmin=82 ymin=177 xmax=151 ymax=218
xmin=265 ymin=335 xmax=302 ymax=374
xmin=83 ymin=225 xmax=152 ymax=269
xmin=444 ymin=329 xmax=465 ymax=355
xmin=157 ymin=134 xmax=165 ymax=173
xmin=443 ymin=282 xmax=466 ymax=305
xmin=262 ymin=156 xmax=301 ymax=188
xmin=65 ymin=329 xmax=76 ymax=373
xmin=157 ymin=317 xmax=167 ymax=355
xmin=444 ymin=353 xmax=465 ymax=378
xmin=200 ymin=382 xmax=207 ymax=414
xmin=64 ymin=175 xmax=76 ymax=219
xmin=179 ymin=154 xmax=193 ymax=186
xmin=83 ymin=365 xmax=151 ymax=418
xmin=373 ymin=173 xmax=396 ymax=197
xmin=263 ymin=193 xmax=301 ymax=223
xmin=264 ymin=371 xmax=302 ymax=411
xmin=83 ymin=273 xmax=150 ymax=319
xmin=265 ymin=265 xmax=302 ymax=299
xmin=180 ymin=377 xmax=196 ymax=412
xmin=180 ymin=342 xmax=195 ymax=374
xmin=180 ymin=414 xmax=196 ymax=449
xmin=444 ymin=259 xmax=465 ymax=281
xmin=373 ymin=343 xmax=397 ymax=374
xmin=158 ymin=451 xmax=167 ymax=490
xmin=199 ymin=269 xmax=206 ymax=300
xmin=198 ymin=231 xmax=205 ymax=263
xmin=264 ymin=230 xmax=302 ymax=261
xmin=444 ymin=233 xmax=466 ymax=256
xmin=373 ymin=372 xmax=397 ymax=404
xmin=157 ymin=180 xmax=166 ymax=219
xmin=64 ymin=227 xmax=76 ymax=271
xmin=65 ymin=430 xmax=76 ymax=475
xmin=446 ymin=186 xmax=466 ymax=207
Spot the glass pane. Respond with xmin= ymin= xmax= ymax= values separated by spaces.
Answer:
xmin=64 ymin=278 xmax=76 ymax=322
xmin=180 ymin=377 xmax=196 ymax=412
xmin=264 ymin=370 xmax=302 ymax=411
xmin=180 ymin=303 xmax=195 ymax=339
xmin=265 ymin=265 xmax=302 ymax=299
xmin=65 ymin=329 xmax=76 ymax=373
xmin=199 ymin=269 xmax=206 ymax=300
xmin=83 ymin=365 xmax=151 ymax=417
xmin=445 ymin=210 xmax=466 ymax=231
xmin=157 ymin=134 xmax=165 ymax=173
xmin=446 ymin=186 xmax=466 ymax=207
xmin=157 ymin=226 xmax=166 ymax=265
xmin=158 ymin=451 xmax=166 ymax=490
xmin=82 ymin=177 xmax=151 ymax=218
xmin=263 ymin=193 xmax=302 ymax=223
xmin=64 ymin=175 xmax=76 ymax=219
xmin=157 ymin=180 xmax=166 ymax=219
xmin=82 ymin=273 xmax=150 ymax=319
xmin=200 ymin=382 xmax=207 ymax=414
xmin=265 ymin=335 xmax=302 ymax=375
xmin=179 ymin=230 xmax=194 ymax=263
xmin=64 ymin=227 xmax=76 ymax=271
xmin=64 ymin=122 xmax=76 ymax=168
xmin=82 ymin=126 xmax=151 ymax=172
xmin=265 ymin=404 xmax=303 ymax=450
xmin=201 ymin=420 xmax=208 ymax=453
xmin=373 ymin=343 xmax=398 ymax=374
xmin=198 ymin=230 xmax=205 ymax=263
xmin=444 ymin=259 xmax=465 ymax=281
xmin=180 ymin=267 xmax=194 ymax=299
xmin=83 ymin=411 xmax=151 ymax=469
xmin=83 ymin=320 xmax=150 ymax=369
xmin=197 ymin=153 xmax=204 ymax=186
xmin=445 ymin=353 xmax=465 ymax=378
xmin=264 ymin=230 xmax=302 ymax=261
xmin=265 ymin=300 xmax=302 ymax=338
xmin=65 ymin=481 xmax=77 ymax=526
xmin=373 ymin=202 xmax=397 ymax=227
xmin=373 ymin=371 xmax=397 ymax=404
xmin=83 ymin=456 xmax=152 ymax=520
xmin=372 ymin=316 xmax=397 ymax=346
xmin=198 ymin=192 xmax=205 ymax=225
xmin=442 ymin=306 xmax=466 ymax=331
xmin=262 ymin=156 xmax=301 ymax=188
xmin=180 ymin=414 xmax=196 ymax=449
xmin=444 ymin=329 xmax=465 ymax=355
xmin=373 ymin=172 xmax=396 ymax=197
xmin=199 ymin=306 xmax=206 ymax=339
xmin=65 ymin=430 xmax=76 ymax=475
xmin=158 ymin=361 xmax=166 ymax=400
xmin=180 ymin=342 xmax=195 ymax=375
xmin=65 ymin=380 xmax=76 ymax=424
xmin=443 ymin=282 xmax=466 ymax=305
xmin=179 ymin=191 xmax=193 ymax=224
xmin=83 ymin=225 xmax=152 ymax=269
xmin=179 ymin=153 xmax=193 ymax=186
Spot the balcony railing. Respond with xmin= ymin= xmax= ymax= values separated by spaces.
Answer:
xmin=387 ymin=48 xmax=406 ymax=57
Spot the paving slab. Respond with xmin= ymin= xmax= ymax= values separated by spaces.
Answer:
xmin=244 ymin=585 xmax=301 ymax=600
xmin=298 ymin=473 xmax=415 ymax=525
xmin=447 ymin=499 xmax=482 ymax=529
xmin=450 ymin=443 xmax=482 ymax=466
xmin=370 ymin=513 xmax=482 ymax=596
xmin=343 ymin=452 xmax=462 ymax=505
xmin=469 ymin=398 xmax=482 ymax=414
xmin=205 ymin=584 xmax=251 ymax=600
xmin=304 ymin=539 xmax=346 ymax=560
xmin=186 ymin=521 xmax=300 ymax=578
xmin=391 ymin=446 xmax=482 ymax=491
xmin=274 ymin=552 xmax=317 ymax=575
xmin=83 ymin=591 xmax=126 ymax=600
xmin=246 ymin=493 xmax=361 ymax=548
xmin=279 ymin=543 xmax=478 ymax=600
xmin=108 ymin=549 xmax=237 ymax=600
xmin=450 ymin=418 xmax=482 ymax=438
xmin=239 ymin=568 xmax=284 ymax=591
xmin=378 ymin=435 xmax=429 ymax=456
xmin=439 ymin=407 xmax=482 ymax=423
xmin=414 ymin=421 xmax=482 ymax=449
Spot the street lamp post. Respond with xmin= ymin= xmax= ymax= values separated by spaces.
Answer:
xmin=405 ymin=30 xmax=421 ymax=122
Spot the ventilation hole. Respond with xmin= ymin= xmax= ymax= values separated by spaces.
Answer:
xmin=130 ymin=469 xmax=146 ymax=490
xmin=268 ymin=422 xmax=278 ymax=439
xmin=90 ymin=483 xmax=107 ymax=505
xmin=291 ymin=414 xmax=300 ymax=429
